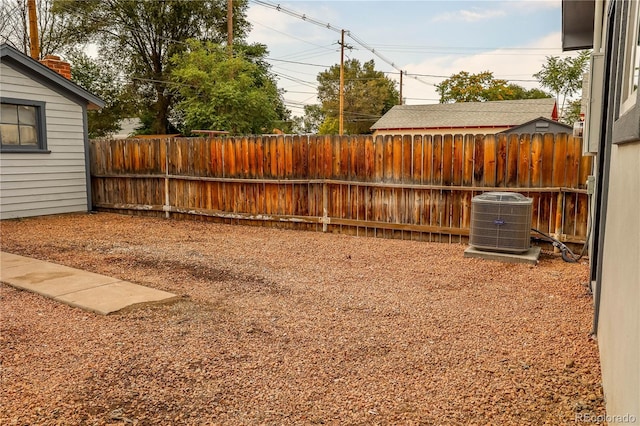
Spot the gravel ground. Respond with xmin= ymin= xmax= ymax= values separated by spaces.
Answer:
xmin=1 ymin=213 xmax=604 ymax=425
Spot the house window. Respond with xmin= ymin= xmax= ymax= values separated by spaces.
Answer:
xmin=620 ymin=0 xmax=640 ymax=114
xmin=0 ymin=99 xmax=47 ymax=152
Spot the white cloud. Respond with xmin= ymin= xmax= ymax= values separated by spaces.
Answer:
xmin=505 ymin=0 xmax=560 ymax=13
xmin=399 ymin=32 xmax=581 ymax=104
xmin=431 ymin=8 xmax=506 ymax=23
xmin=431 ymin=0 xmax=559 ymax=23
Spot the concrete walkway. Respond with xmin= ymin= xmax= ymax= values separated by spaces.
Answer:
xmin=0 ymin=252 xmax=178 ymax=315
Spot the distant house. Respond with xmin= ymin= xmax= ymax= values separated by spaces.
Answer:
xmin=563 ymin=0 xmax=639 ymax=422
xmin=498 ymin=116 xmax=572 ymax=135
xmin=370 ymin=98 xmax=559 ymax=137
xmin=0 ymin=44 xmax=104 ymax=219
xmin=112 ymin=118 xmax=141 ymax=139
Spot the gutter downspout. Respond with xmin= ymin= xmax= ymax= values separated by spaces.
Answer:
xmin=590 ymin=0 xmax=605 ymax=337
xmin=82 ymin=105 xmax=93 ymax=213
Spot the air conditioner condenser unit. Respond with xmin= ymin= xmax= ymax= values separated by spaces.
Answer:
xmin=469 ymin=192 xmax=533 ymax=254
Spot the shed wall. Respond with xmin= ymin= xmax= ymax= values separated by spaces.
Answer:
xmin=500 ymin=121 xmax=572 ymax=135
xmin=0 ymin=63 xmax=88 ymax=219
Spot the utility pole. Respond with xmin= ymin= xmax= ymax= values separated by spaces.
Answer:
xmin=339 ymin=29 xmax=345 ymax=135
xmin=337 ymin=31 xmax=354 ymax=135
xmin=227 ymin=0 xmax=233 ymax=57
xmin=27 ymin=0 xmax=39 ymax=59
xmin=338 ymin=31 xmax=353 ymax=135
xmin=399 ymin=70 xmax=403 ymax=105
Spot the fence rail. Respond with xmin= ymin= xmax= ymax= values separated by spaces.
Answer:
xmin=90 ymin=133 xmax=592 ymax=245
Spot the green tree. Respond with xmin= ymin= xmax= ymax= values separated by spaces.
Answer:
xmin=316 ymin=59 xmax=399 ymax=135
xmin=436 ymin=71 xmax=550 ymax=103
xmin=68 ymin=51 xmax=135 ymax=138
xmin=53 ymin=0 xmax=250 ymax=134
xmin=564 ymin=99 xmax=583 ymax=125
xmin=533 ymin=50 xmax=590 ymax=122
xmin=294 ymin=104 xmax=324 ymax=134
xmin=170 ymin=40 xmax=288 ymax=135
xmin=318 ymin=116 xmax=339 ymax=135
xmin=504 ymin=84 xmax=552 ymax=100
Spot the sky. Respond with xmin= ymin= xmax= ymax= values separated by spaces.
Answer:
xmin=245 ymin=0 xmax=580 ymax=118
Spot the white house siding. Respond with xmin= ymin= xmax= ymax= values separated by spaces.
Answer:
xmin=0 ymin=62 xmax=88 ymax=219
xmin=598 ymin=141 xmax=640 ymax=423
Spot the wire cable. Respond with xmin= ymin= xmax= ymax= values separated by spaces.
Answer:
xmin=531 ymin=192 xmax=593 ymax=263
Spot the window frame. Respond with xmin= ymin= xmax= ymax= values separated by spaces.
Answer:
xmin=0 ymin=98 xmax=49 ymax=153
xmin=612 ymin=0 xmax=640 ymax=144
xmin=620 ymin=0 xmax=639 ymax=114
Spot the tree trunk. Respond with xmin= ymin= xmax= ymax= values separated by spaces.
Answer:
xmin=152 ymin=85 xmax=170 ymax=134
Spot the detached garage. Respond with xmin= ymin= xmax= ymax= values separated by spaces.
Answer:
xmin=0 ymin=44 xmax=104 ymax=219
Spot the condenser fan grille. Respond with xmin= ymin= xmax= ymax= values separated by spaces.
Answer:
xmin=470 ymin=192 xmax=533 ymax=253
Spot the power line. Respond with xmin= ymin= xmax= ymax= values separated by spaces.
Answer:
xmin=250 ymin=0 xmax=342 ymax=33
xmin=365 ymin=46 xmax=570 ymax=57
xmin=250 ymin=0 xmax=403 ymax=72
xmin=277 ymin=46 xmax=339 ymax=62
xmin=273 ymin=71 xmax=318 ymax=88
xmin=405 ymin=73 xmax=438 ymax=87
xmin=364 ymin=43 xmax=566 ymax=51
xmin=403 ymin=71 xmax=539 ymax=83
xmin=266 ymin=57 xmax=328 ymax=68
xmin=249 ymin=18 xmax=337 ymax=51
xmin=345 ymin=31 xmax=401 ymax=72
xmin=270 ymin=65 xmax=321 ymax=77
xmin=267 ymin=61 xmax=539 ymax=85
xmin=282 ymin=98 xmax=383 ymax=119
xmin=284 ymin=90 xmax=318 ymax=95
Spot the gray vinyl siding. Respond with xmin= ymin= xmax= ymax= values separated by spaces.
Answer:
xmin=0 ymin=63 xmax=89 ymax=219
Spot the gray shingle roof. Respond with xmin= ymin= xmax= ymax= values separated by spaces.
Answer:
xmin=371 ymin=98 xmax=557 ymax=130
xmin=1 ymin=43 xmax=105 ymax=110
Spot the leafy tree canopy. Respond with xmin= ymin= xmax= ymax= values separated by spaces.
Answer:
xmin=533 ymin=50 xmax=590 ymax=122
xmin=170 ymin=40 xmax=288 ymax=135
xmin=53 ymin=0 xmax=250 ymax=134
xmin=436 ymin=71 xmax=551 ymax=103
xmin=295 ymin=104 xmax=324 ymax=134
xmin=504 ymin=85 xmax=552 ymax=100
xmin=68 ymin=51 xmax=136 ymax=138
xmin=564 ymin=99 xmax=583 ymax=126
xmin=315 ymin=59 xmax=399 ymax=135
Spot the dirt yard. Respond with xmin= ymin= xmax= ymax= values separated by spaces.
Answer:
xmin=1 ymin=213 xmax=604 ymax=425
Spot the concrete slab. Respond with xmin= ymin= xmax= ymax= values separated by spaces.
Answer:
xmin=56 ymin=281 xmax=179 ymax=315
xmin=0 ymin=261 xmax=121 ymax=297
xmin=464 ymin=246 xmax=541 ymax=265
xmin=0 ymin=251 xmax=178 ymax=315
xmin=0 ymin=252 xmax=41 ymax=269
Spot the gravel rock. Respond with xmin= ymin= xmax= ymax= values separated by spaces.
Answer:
xmin=0 ymin=213 xmax=605 ymax=425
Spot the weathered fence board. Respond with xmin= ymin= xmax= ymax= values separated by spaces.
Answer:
xmin=90 ymin=133 xmax=592 ymax=247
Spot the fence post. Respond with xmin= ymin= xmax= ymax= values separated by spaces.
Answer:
xmin=554 ymin=191 xmax=564 ymax=252
xmin=164 ymin=138 xmax=170 ymax=219
xmin=322 ymin=181 xmax=329 ymax=232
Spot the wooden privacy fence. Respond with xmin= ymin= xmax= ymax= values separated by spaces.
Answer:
xmin=90 ymin=133 xmax=592 ymax=245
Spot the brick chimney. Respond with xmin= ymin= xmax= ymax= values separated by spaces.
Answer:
xmin=39 ymin=55 xmax=71 ymax=79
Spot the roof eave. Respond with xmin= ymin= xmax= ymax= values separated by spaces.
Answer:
xmin=561 ymin=0 xmax=595 ymax=51
xmin=0 ymin=44 xmax=106 ymax=109
xmin=372 ymin=125 xmax=521 ymax=132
